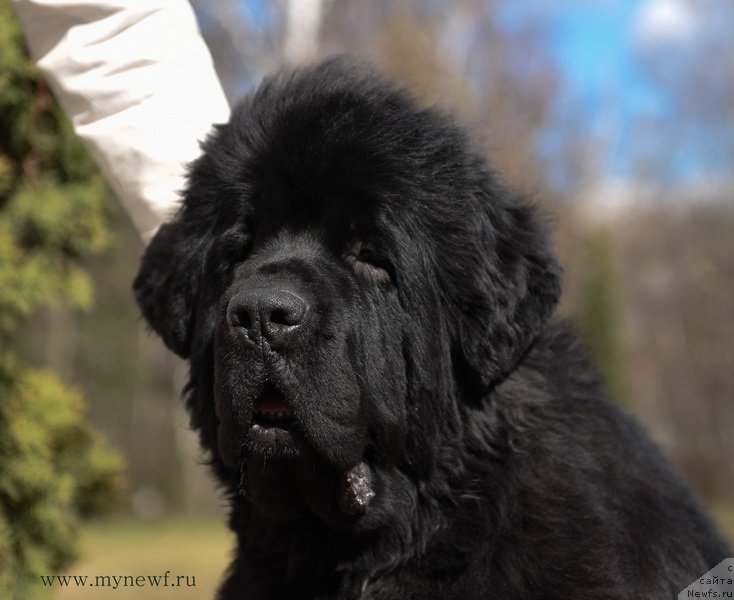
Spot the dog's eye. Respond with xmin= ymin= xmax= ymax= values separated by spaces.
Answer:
xmin=344 ymin=243 xmax=392 ymax=286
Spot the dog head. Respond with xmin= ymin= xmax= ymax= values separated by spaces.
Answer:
xmin=134 ymin=57 xmax=561 ymax=529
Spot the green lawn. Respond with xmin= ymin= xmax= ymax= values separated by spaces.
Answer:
xmin=713 ymin=503 xmax=734 ymax=546
xmin=53 ymin=517 xmax=233 ymax=600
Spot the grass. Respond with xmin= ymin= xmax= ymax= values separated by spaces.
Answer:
xmin=713 ymin=503 xmax=734 ymax=546
xmin=53 ymin=516 xmax=233 ymax=600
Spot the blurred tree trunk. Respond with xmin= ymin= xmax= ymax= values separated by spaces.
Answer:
xmin=284 ymin=0 xmax=323 ymax=64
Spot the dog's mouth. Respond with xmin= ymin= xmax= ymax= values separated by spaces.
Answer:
xmin=249 ymin=386 xmax=298 ymax=447
xmin=240 ymin=386 xmax=377 ymax=518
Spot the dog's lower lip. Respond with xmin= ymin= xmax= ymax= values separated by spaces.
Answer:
xmin=249 ymin=422 xmax=296 ymax=446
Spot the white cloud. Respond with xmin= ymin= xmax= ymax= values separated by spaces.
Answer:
xmin=635 ymin=0 xmax=696 ymax=46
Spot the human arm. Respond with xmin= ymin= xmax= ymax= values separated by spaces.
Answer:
xmin=12 ymin=0 xmax=231 ymax=242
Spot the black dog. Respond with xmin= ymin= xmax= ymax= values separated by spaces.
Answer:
xmin=134 ymin=58 xmax=729 ymax=599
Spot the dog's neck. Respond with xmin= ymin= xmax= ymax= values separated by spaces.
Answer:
xmin=219 ymin=439 xmax=500 ymax=599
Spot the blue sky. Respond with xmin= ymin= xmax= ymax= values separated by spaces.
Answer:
xmin=544 ymin=0 xmax=670 ymax=179
xmin=521 ymin=0 xmax=666 ymax=181
xmin=499 ymin=0 xmax=732 ymax=185
xmin=549 ymin=1 xmax=662 ymax=113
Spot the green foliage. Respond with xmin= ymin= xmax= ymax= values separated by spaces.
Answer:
xmin=0 ymin=3 xmax=96 ymax=190
xmin=0 ymin=178 xmax=110 ymax=334
xmin=0 ymin=362 xmax=124 ymax=598
xmin=579 ymin=227 xmax=627 ymax=404
xmin=0 ymin=1 xmax=125 ymax=597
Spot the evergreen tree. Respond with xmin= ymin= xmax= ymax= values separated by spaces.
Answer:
xmin=579 ymin=227 xmax=627 ymax=405
xmin=0 ymin=2 xmax=123 ymax=597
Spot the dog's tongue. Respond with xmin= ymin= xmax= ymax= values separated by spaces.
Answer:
xmin=253 ymin=387 xmax=294 ymax=418
xmin=256 ymin=397 xmax=291 ymax=414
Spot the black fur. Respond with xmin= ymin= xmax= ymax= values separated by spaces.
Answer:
xmin=134 ymin=57 xmax=729 ymax=599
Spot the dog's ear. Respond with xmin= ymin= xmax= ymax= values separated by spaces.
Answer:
xmin=133 ymin=216 xmax=202 ymax=359
xmin=456 ymin=192 xmax=562 ymax=390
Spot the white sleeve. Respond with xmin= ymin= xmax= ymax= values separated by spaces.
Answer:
xmin=12 ymin=0 xmax=231 ymax=242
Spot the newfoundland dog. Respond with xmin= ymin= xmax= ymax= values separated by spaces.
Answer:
xmin=134 ymin=58 xmax=729 ymax=599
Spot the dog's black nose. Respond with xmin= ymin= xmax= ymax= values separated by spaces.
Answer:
xmin=227 ymin=289 xmax=308 ymax=347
